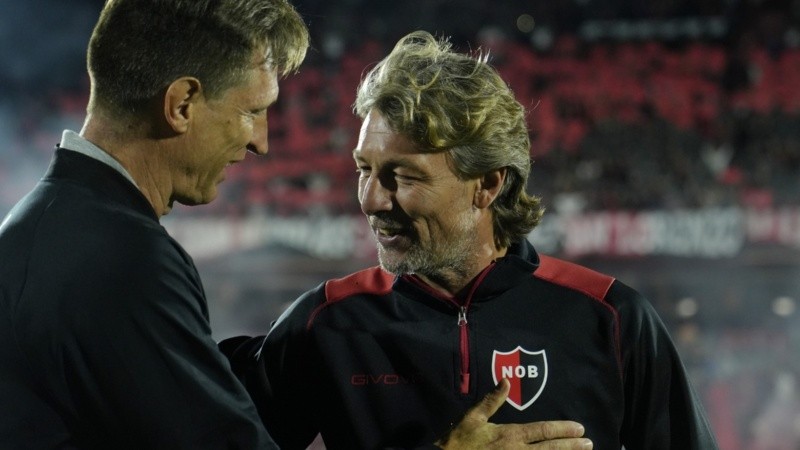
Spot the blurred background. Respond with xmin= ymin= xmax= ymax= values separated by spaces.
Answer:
xmin=2 ymin=0 xmax=800 ymax=447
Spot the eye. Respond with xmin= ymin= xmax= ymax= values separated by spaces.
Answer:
xmin=248 ymin=108 xmax=267 ymax=118
xmin=393 ymin=170 xmax=418 ymax=182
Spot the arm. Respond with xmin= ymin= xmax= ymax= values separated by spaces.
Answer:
xmin=222 ymin=291 xmax=323 ymax=450
xmin=612 ymin=282 xmax=719 ymax=450
xmin=437 ymin=379 xmax=592 ymax=450
xmin=57 ymin=234 xmax=275 ymax=449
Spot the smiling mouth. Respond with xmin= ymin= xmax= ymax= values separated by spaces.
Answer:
xmin=369 ymin=216 xmax=404 ymax=239
xmin=375 ymin=227 xmax=403 ymax=237
xmin=371 ymin=220 xmax=414 ymax=248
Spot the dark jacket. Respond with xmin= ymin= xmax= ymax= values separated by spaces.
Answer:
xmin=0 ymin=148 xmax=275 ymax=449
xmin=224 ymin=240 xmax=719 ymax=450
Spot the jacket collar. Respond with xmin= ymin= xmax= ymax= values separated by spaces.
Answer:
xmin=47 ymin=147 xmax=159 ymax=222
xmin=467 ymin=239 xmax=540 ymax=302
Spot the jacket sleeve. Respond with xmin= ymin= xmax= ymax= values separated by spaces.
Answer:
xmin=222 ymin=287 xmax=326 ymax=450
xmin=31 ymin=227 xmax=277 ymax=449
xmin=610 ymin=281 xmax=719 ymax=450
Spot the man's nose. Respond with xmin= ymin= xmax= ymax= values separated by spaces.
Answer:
xmin=359 ymin=174 xmax=393 ymax=215
xmin=247 ymin=114 xmax=269 ymax=155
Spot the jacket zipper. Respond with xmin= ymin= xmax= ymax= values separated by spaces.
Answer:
xmin=407 ymin=263 xmax=496 ymax=396
xmin=457 ymin=306 xmax=470 ymax=394
xmin=454 ymin=262 xmax=496 ymax=395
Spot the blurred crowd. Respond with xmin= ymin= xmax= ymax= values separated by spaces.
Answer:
xmin=8 ymin=33 xmax=800 ymax=219
xmin=172 ymin=10 xmax=800 ymax=217
xmin=3 ymin=0 xmax=800 ymax=218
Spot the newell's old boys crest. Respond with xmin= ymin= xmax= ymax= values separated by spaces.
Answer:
xmin=491 ymin=346 xmax=548 ymax=411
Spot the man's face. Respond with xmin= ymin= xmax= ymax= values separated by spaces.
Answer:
xmin=173 ymin=63 xmax=279 ymax=206
xmin=353 ymin=109 xmax=481 ymax=278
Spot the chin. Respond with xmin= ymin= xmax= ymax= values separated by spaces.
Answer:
xmin=177 ymin=191 xmax=218 ymax=207
xmin=377 ymin=251 xmax=409 ymax=275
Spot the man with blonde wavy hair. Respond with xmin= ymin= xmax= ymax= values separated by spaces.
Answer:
xmin=0 ymin=0 xmax=307 ymax=448
xmin=224 ymin=31 xmax=717 ymax=449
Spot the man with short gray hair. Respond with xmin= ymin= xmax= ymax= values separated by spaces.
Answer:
xmin=0 ymin=0 xmax=308 ymax=448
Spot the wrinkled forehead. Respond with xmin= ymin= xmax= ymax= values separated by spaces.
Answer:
xmin=354 ymin=110 xmax=422 ymax=156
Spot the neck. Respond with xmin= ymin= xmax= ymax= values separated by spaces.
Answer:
xmin=81 ymin=114 xmax=172 ymax=217
xmin=416 ymin=242 xmax=507 ymax=298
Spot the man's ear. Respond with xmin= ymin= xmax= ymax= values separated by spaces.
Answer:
xmin=474 ymin=167 xmax=507 ymax=209
xmin=163 ymin=77 xmax=202 ymax=134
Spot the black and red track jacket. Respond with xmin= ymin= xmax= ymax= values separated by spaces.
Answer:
xmin=223 ymin=240 xmax=719 ymax=450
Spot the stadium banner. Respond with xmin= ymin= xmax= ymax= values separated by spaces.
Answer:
xmin=163 ymin=207 xmax=800 ymax=260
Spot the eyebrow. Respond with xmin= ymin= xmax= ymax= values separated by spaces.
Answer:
xmin=352 ymin=149 xmax=403 ymax=162
xmin=353 ymin=152 xmax=428 ymax=172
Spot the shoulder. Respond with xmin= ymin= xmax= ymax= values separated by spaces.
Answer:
xmin=535 ymin=256 xmax=666 ymax=348
xmin=24 ymin=186 xmax=198 ymax=298
xmin=324 ymin=266 xmax=395 ymax=303
xmin=533 ymin=254 xmax=650 ymax=315
xmin=533 ymin=254 xmax=616 ymax=302
xmin=36 ymin=182 xmax=185 ymax=262
xmin=268 ymin=267 xmax=394 ymax=334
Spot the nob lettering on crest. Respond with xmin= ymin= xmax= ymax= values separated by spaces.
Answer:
xmin=500 ymin=365 xmax=540 ymax=379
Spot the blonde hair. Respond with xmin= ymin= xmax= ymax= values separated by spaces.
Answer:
xmin=354 ymin=31 xmax=543 ymax=248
